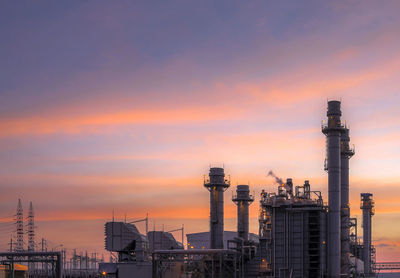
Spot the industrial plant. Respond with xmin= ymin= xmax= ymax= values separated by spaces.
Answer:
xmin=2 ymin=101 xmax=398 ymax=278
xmin=96 ymin=100 xmax=395 ymax=278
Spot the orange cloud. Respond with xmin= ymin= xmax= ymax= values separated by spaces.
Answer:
xmin=0 ymin=104 xmax=247 ymax=137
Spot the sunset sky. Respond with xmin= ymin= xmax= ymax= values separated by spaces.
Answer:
xmin=1 ymin=1 xmax=400 ymax=261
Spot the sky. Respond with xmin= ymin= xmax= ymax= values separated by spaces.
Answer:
xmin=0 ymin=0 xmax=400 ymax=261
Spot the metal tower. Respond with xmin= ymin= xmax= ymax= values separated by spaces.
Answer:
xmin=340 ymin=128 xmax=354 ymax=275
xmin=204 ymin=167 xmax=230 ymax=249
xmin=27 ymin=201 xmax=35 ymax=251
xmin=15 ymin=198 xmax=24 ymax=252
xmin=232 ymin=185 xmax=254 ymax=241
xmin=322 ymin=100 xmax=345 ymax=278
xmin=361 ymin=193 xmax=374 ymax=277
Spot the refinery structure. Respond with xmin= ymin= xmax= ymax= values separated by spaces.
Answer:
xmin=1 ymin=101 xmax=399 ymax=278
xmin=97 ymin=101 xmax=396 ymax=278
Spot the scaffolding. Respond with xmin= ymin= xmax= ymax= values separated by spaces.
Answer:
xmin=152 ymin=249 xmax=241 ymax=278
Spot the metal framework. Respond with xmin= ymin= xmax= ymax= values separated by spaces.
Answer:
xmin=166 ymin=225 xmax=185 ymax=248
xmin=128 ymin=213 xmax=149 ymax=234
xmin=27 ymin=201 xmax=35 ymax=252
xmin=0 ymin=251 xmax=62 ymax=278
xmin=15 ymin=199 xmax=24 ymax=252
xmin=259 ymin=180 xmax=327 ymax=278
xmin=152 ymin=249 xmax=241 ymax=278
xmin=374 ymin=262 xmax=400 ymax=271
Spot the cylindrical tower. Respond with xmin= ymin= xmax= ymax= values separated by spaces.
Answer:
xmin=340 ymin=128 xmax=354 ymax=275
xmin=204 ymin=167 xmax=230 ymax=249
xmin=361 ymin=193 xmax=374 ymax=277
xmin=232 ymin=185 xmax=254 ymax=241
xmin=322 ymin=100 xmax=344 ymax=278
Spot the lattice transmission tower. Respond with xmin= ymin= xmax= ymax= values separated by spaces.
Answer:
xmin=15 ymin=198 xmax=24 ymax=252
xmin=27 ymin=201 xmax=35 ymax=251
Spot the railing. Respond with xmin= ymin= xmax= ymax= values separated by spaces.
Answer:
xmin=321 ymin=121 xmax=345 ymax=131
xmin=232 ymin=194 xmax=255 ymax=202
xmin=374 ymin=262 xmax=400 ymax=270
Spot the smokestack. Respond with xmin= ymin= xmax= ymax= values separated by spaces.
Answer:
xmin=361 ymin=193 xmax=374 ymax=276
xmin=204 ymin=167 xmax=230 ymax=249
xmin=304 ymin=180 xmax=311 ymax=199
xmin=322 ymin=100 xmax=344 ymax=278
xmin=232 ymin=185 xmax=254 ymax=241
xmin=286 ymin=178 xmax=293 ymax=196
xmin=340 ymin=128 xmax=354 ymax=275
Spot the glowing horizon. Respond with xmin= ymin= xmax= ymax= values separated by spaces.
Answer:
xmin=1 ymin=0 xmax=400 ymax=262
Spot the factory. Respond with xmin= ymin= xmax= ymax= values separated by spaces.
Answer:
xmin=99 ymin=101 xmax=376 ymax=278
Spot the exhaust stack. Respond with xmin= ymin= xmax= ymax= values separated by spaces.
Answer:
xmin=204 ymin=167 xmax=230 ymax=249
xmin=322 ymin=100 xmax=345 ymax=278
xmin=232 ymin=185 xmax=254 ymax=241
xmin=361 ymin=193 xmax=374 ymax=276
xmin=340 ymin=128 xmax=354 ymax=275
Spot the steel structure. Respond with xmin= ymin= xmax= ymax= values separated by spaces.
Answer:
xmin=166 ymin=225 xmax=184 ymax=248
xmin=259 ymin=180 xmax=326 ymax=277
xmin=99 ymin=100 xmax=384 ymax=278
xmin=104 ymin=221 xmax=149 ymax=262
xmin=322 ymin=100 xmax=345 ymax=278
xmin=0 ymin=251 xmax=62 ymax=278
xmin=148 ymin=231 xmax=183 ymax=252
xmin=27 ymin=201 xmax=35 ymax=252
xmin=374 ymin=262 xmax=400 ymax=271
xmin=361 ymin=193 xmax=374 ymax=277
xmin=204 ymin=167 xmax=230 ymax=249
xmin=340 ymin=128 xmax=354 ymax=275
xmin=232 ymin=185 xmax=254 ymax=241
xmin=15 ymin=198 xmax=24 ymax=252
xmin=152 ymin=249 xmax=241 ymax=278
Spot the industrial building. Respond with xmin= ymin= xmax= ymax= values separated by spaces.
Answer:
xmin=186 ymin=231 xmax=259 ymax=250
xmin=99 ymin=101 xmax=379 ymax=278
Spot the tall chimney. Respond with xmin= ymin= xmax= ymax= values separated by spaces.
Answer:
xmin=340 ymin=128 xmax=354 ymax=275
xmin=204 ymin=167 xmax=230 ymax=249
xmin=361 ymin=193 xmax=374 ymax=276
xmin=232 ymin=185 xmax=254 ymax=241
xmin=322 ymin=100 xmax=344 ymax=278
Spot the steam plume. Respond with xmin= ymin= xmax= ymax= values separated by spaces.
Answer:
xmin=267 ymin=170 xmax=283 ymax=185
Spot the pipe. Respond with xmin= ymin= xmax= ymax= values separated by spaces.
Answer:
xmin=322 ymin=100 xmax=344 ymax=278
